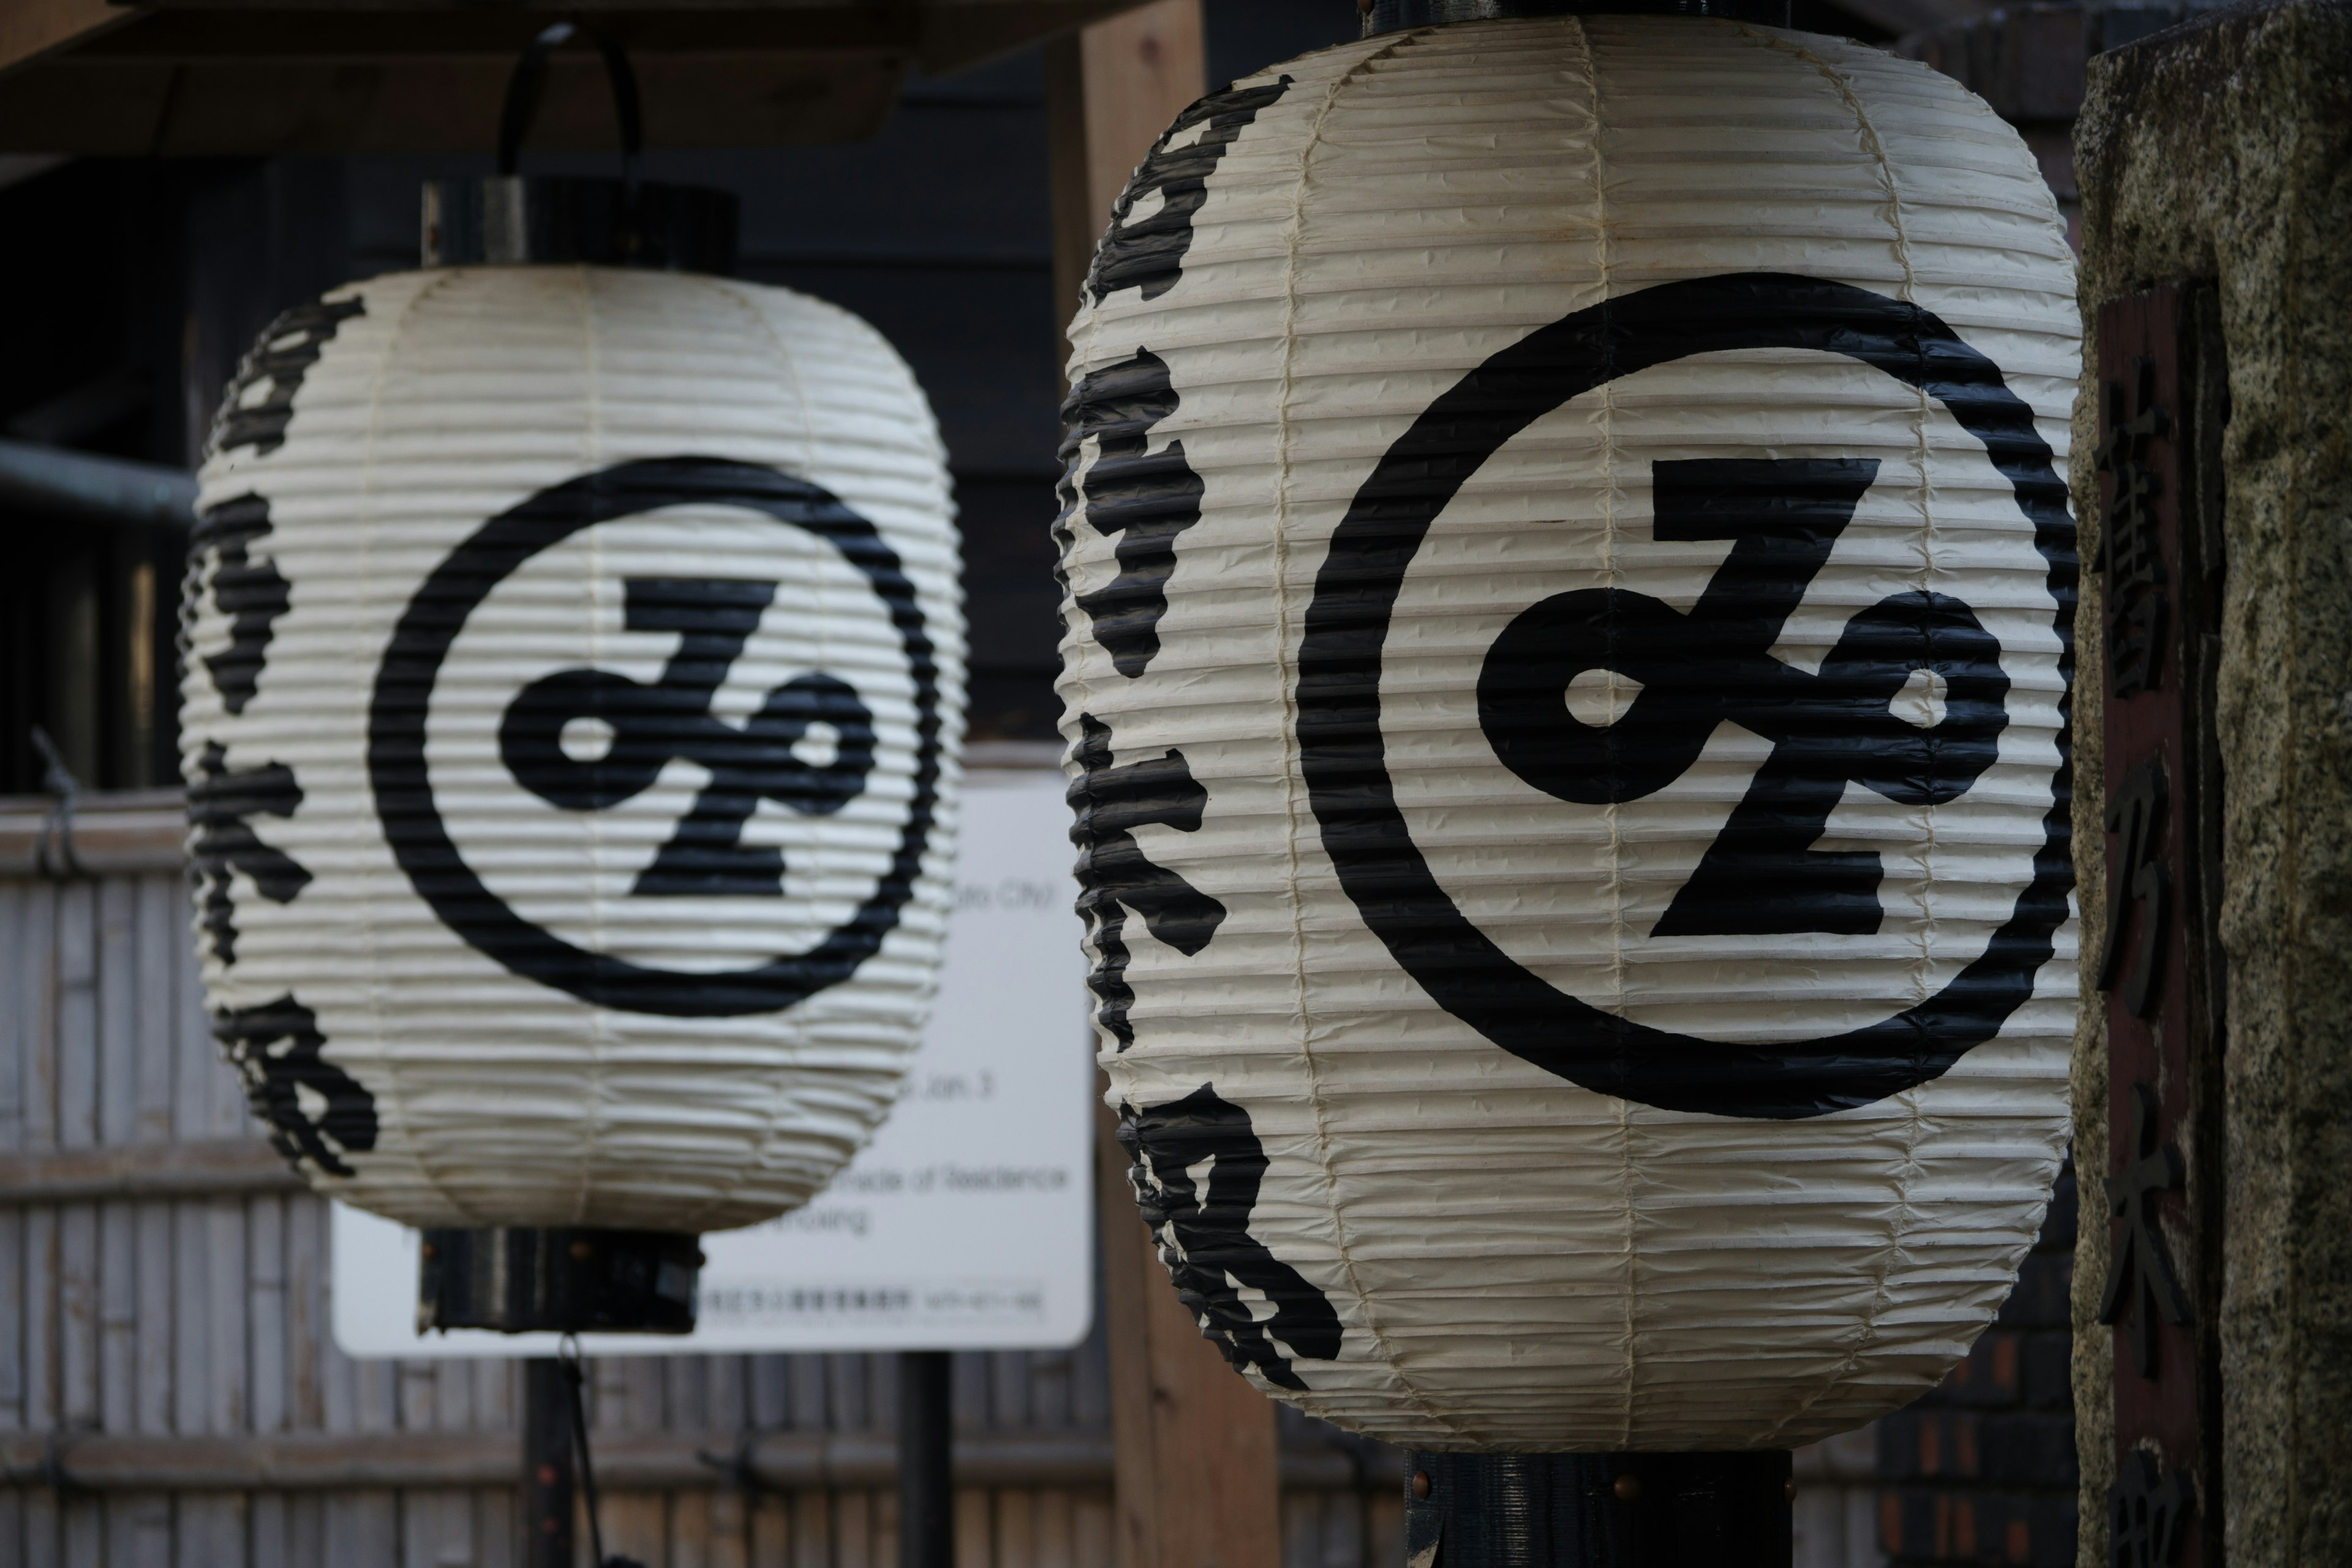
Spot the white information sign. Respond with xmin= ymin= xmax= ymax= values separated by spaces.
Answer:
xmin=332 ymin=767 xmax=1095 ymax=1357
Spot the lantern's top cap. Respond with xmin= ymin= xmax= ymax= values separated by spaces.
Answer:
xmin=1363 ymin=0 xmax=1794 ymax=34
xmin=421 ymin=176 xmax=741 ymax=274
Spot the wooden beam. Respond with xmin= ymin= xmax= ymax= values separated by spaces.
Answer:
xmin=0 ymin=0 xmax=1148 ymax=152
xmin=1049 ymin=26 xmax=1281 ymax=1567
xmin=0 ymin=1425 xmax=1398 ymax=1493
xmin=0 ymin=49 xmax=907 ymax=154
xmin=1074 ymin=1 xmax=1202 ymax=246
xmin=0 ymin=1137 xmax=302 ymax=1202
xmin=0 ymin=0 xmax=134 ymax=80
xmin=0 ymin=786 xmax=185 ymax=873
xmin=1049 ymin=9 xmax=1298 ymax=1561
xmin=1046 ymin=0 xmax=1203 ymax=387
xmin=1044 ymin=28 xmax=1093 ymax=371
xmin=1092 ymin=1096 xmax=1288 ymax=1568
xmin=71 ymin=7 xmax=922 ymax=58
xmin=920 ymin=0 xmax=1148 ymax=77
xmin=0 ymin=1429 xmax=1111 ymax=1492
xmin=1049 ymin=25 xmax=1249 ymax=1568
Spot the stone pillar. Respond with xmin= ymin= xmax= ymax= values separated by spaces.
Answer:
xmin=2071 ymin=6 xmax=2352 ymax=1566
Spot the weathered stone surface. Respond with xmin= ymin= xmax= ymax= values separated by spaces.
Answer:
xmin=2071 ymin=5 xmax=2352 ymax=1565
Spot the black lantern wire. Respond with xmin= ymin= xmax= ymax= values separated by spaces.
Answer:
xmin=559 ymin=1334 xmax=646 ymax=1568
xmin=29 ymin=725 xmax=86 ymax=880
xmin=496 ymin=20 xmax=647 ymax=256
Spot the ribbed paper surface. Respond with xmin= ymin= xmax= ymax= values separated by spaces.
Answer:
xmin=182 ymin=265 xmax=965 ymax=1234
xmin=1058 ymin=17 xmax=2077 ymax=1450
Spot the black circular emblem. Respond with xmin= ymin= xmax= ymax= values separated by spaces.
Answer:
xmin=369 ymin=456 xmax=943 ymax=1019
xmin=1295 ymin=274 xmax=2076 ymax=1120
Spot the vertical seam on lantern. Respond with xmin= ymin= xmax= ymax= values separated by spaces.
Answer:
xmin=1842 ymin=51 xmax=1945 ymax=1013
xmin=1850 ymin=44 xmax=1941 ymax=1006
xmin=1580 ymin=15 xmax=1627 ymax=1027
xmin=1268 ymin=29 xmax=1468 ymax=1441
xmin=690 ymin=277 xmax=817 ymax=1228
xmin=1757 ymin=1086 xmax=1926 ymax=1450
xmin=1738 ymin=33 xmax=1931 ymax=1444
xmin=360 ymin=268 xmax=473 ymax=1223
xmin=1744 ymin=26 xmax=1943 ymax=1003
xmin=578 ymin=265 xmax=607 ymax=1226
xmin=1575 ymin=13 xmax=1640 ymax=1448
xmin=1844 ymin=49 xmax=1943 ymax=1001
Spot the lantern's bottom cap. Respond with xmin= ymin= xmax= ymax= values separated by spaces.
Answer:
xmin=418 ymin=1226 xmax=703 ymax=1335
xmin=1403 ymin=1450 xmax=1793 ymax=1558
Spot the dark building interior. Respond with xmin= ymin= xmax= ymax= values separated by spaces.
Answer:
xmin=0 ymin=2 xmax=1417 ymax=792
xmin=0 ymin=0 xmax=1906 ymax=793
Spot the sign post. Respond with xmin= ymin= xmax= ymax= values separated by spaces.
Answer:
xmin=2090 ymin=283 xmax=2228 ymax=1568
xmin=899 ymin=1350 xmax=954 ymax=1568
xmin=522 ymin=1358 xmax=577 ymax=1568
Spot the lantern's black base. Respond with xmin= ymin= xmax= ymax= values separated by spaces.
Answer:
xmin=1403 ymin=1450 xmax=1792 ymax=1568
xmin=1364 ymin=0 xmax=1795 ymax=36
xmin=418 ymin=1227 xmax=703 ymax=1335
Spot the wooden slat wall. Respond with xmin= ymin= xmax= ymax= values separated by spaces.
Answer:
xmin=1792 ymin=1425 xmax=1886 ymax=1568
xmin=0 ymin=862 xmax=1403 ymax=1568
xmin=1274 ymin=1407 xmax=1401 ymax=1568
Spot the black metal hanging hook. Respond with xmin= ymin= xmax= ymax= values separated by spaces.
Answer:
xmin=497 ymin=21 xmax=645 ymax=206
xmin=28 ymin=725 xmax=86 ymax=880
xmin=421 ymin=20 xmax=733 ymax=273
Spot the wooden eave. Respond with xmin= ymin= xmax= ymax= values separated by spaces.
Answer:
xmin=0 ymin=0 xmax=1145 ymax=153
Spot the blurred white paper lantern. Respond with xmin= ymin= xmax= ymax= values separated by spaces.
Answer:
xmin=181 ymin=200 xmax=963 ymax=1326
xmin=1060 ymin=13 xmax=2077 ymax=1449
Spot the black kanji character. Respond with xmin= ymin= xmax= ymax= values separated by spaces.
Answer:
xmin=1121 ymin=1084 xmax=1342 ymax=1390
xmin=2096 ymin=760 xmax=2171 ymax=1020
xmin=1068 ymin=714 xmax=1226 ymax=1049
xmin=1086 ymin=77 xmax=1292 ymax=304
xmin=188 ymin=741 xmax=311 ymax=965
xmin=2095 ymin=356 xmax=2172 ymax=699
xmin=187 ymin=492 xmax=292 ymax=715
xmin=213 ymin=995 xmax=378 ymax=1178
xmin=2099 ymin=1080 xmax=2193 ymax=1379
xmin=1055 ymin=348 xmax=1204 ymax=678
xmin=2109 ymin=1449 xmax=2195 ymax=1568
xmin=208 ymin=296 xmax=365 ymax=459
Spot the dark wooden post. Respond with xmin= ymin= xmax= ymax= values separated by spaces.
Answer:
xmin=1096 ymin=1102 xmax=1284 ymax=1568
xmin=1046 ymin=12 xmax=1285 ymax=1568
xmin=1045 ymin=0 xmax=1208 ymax=388
xmin=899 ymin=1350 xmax=954 ymax=1568
xmin=521 ymin=1357 xmax=577 ymax=1568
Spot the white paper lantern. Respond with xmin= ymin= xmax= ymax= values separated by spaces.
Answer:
xmin=1059 ymin=15 xmax=2077 ymax=1450
xmin=182 ymin=263 xmax=964 ymax=1242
